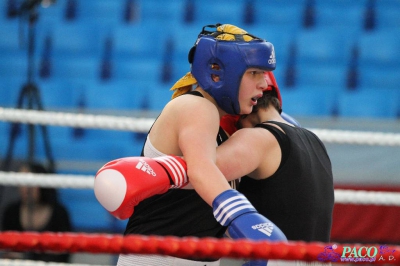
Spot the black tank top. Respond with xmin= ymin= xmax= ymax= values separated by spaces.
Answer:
xmin=125 ymin=91 xmax=229 ymax=241
xmin=238 ymin=121 xmax=334 ymax=242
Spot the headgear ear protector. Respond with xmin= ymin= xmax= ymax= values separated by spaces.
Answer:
xmin=188 ymin=23 xmax=276 ymax=115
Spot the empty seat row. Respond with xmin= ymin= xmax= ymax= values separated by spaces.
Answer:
xmin=0 ymin=56 xmax=398 ymax=114
xmin=280 ymin=87 xmax=400 ymax=119
xmin=0 ymin=1 xmax=399 ymax=120
xmin=1 ymin=121 xmax=146 ymax=163
xmin=1 ymin=25 xmax=398 ymax=87
xmin=2 ymin=0 xmax=399 ymax=42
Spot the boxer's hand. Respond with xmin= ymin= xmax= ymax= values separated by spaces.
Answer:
xmin=94 ymin=155 xmax=188 ymax=220
xmin=213 ymin=189 xmax=287 ymax=241
xmin=243 ymin=259 xmax=268 ymax=266
xmin=213 ymin=190 xmax=286 ymax=266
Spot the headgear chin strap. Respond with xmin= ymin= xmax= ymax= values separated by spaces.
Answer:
xmin=188 ymin=24 xmax=276 ymax=115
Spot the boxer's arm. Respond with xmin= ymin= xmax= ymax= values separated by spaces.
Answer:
xmin=216 ymin=127 xmax=280 ymax=181
xmin=176 ymin=95 xmax=232 ymax=206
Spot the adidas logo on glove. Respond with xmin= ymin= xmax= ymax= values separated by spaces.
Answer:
xmin=136 ymin=159 xmax=156 ymax=176
xmin=252 ymin=222 xmax=274 ymax=237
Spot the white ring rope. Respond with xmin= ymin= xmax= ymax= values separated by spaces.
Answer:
xmin=1 ymin=172 xmax=400 ymax=206
xmin=309 ymin=128 xmax=400 ymax=146
xmin=334 ymin=189 xmax=400 ymax=206
xmin=0 ymin=172 xmax=93 ymax=189
xmin=0 ymin=107 xmax=153 ymax=133
xmin=1 ymin=108 xmax=400 ymax=146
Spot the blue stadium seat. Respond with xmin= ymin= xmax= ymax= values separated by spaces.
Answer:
xmin=138 ymin=0 xmax=186 ymax=25
xmin=71 ymin=128 xmax=145 ymax=159
xmin=170 ymin=57 xmax=192 ymax=84
xmin=0 ymin=53 xmax=30 ymax=80
xmin=35 ymin=0 xmax=66 ymax=25
xmin=0 ymin=77 xmax=26 ymax=107
xmin=36 ymin=77 xmax=91 ymax=110
xmin=192 ymin=0 xmax=245 ymax=27
xmin=358 ymin=29 xmax=400 ymax=69
xmin=112 ymin=24 xmax=167 ymax=61
xmin=358 ymin=67 xmax=400 ymax=91
xmin=2 ymin=122 xmax=47 ymax=160
xmin=74 ymin=0 xmax=125 ymax=29
xmin=49 ymin=138 xmax=112 ymax=162
xmin=295 ymin=28 xmax=355 ymax=67
xmin=314 ymin=0 xmax=367 ymax=32
xmin=49 ymin=22 xmax=104 ymax=58
xmin=315 ymin=0 xmax=368 ymax=8
xmin=337 ymin=89 xmax=399 ymax=119
xmin=46 ymin=126 xmax=72 ymax=143
xmin=51 ymin=56 xmax=100 ymax=80
xmin=58 ymin=188 xmax=113 ymax=232
xmin=0 ymin=122 xmax=9 ymax=150
xmin=4 ymin=131 xmax=29 ymax=160
xmin=280 ymin=86 xmax=338 ymax=117
xmin=112 ymin=58 xmax=162 ymax=83
xmin=49 ymin=129 xmax=144 ymax=162
xmin=0 ymin=0 xmax=19 ymax=26
xmin=0 ymin=0 xmax=8 ymax=18
xmin=36 ymin=79 xmax=76 ymax=109
xmin=168 ymin=23 xmax=201 ymax=64
xmin=84 ymin=80 xmax=150 ymax=111
xmin=2 ymin=122 xmax=70 ymax=161
xmin=376 ymin=0 xmax=400 ymax=29
xmin=254 ymin=0 xmax=306 ymax=31
xmin=148 ymin=86 xmax=174 ymax=112
xmin=0 ymin=23 xmax=26 ymax=54
xmin=0 ymin=79 xmax=11 ymax=106
xmin=295 ymin=64 xmax=348 ymax=89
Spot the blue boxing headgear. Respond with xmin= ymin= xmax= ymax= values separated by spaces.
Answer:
xmin=188 ymin=24 xmax=276 ymax=115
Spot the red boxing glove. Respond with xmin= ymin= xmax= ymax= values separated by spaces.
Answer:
xmin=94 ymin=155 xmax=188 ymax=220
xmin=220 ymin=114 xmax=240 ymax=136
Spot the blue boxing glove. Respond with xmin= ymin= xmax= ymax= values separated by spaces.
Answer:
xmin=243 ymin=260 xmax=268 ymax=266
xmin=213 ymin=189 xmax=287 ymax=241
xmin=281 ymin=112 xmax=301 ymax=127
xmin=213 ymin=190 xmax=287 ymax=266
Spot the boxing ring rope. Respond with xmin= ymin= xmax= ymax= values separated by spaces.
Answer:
xmin=0 ymin=231 xmax=399 ymax=264
xmin=1 ymin=107 xmax=400 ymax=146
xmin=1 ymin=172 xmax=400 ymax=206
xmin=1 ymin=107 xmax=400 ymax=265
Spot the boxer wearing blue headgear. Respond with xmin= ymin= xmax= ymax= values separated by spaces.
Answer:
xmin=99 ymin=23 xmax=287 ymax=266
xmin=189 ymin=24 xmax=276 ymax=115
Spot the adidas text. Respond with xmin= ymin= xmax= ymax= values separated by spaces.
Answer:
xmin=268 ymin=47 xmax=276 ymax=64
xmin=136 ymin=160 xmax=156 ymax=176
xmin=252 ymin=222 xmax=274 ymax=237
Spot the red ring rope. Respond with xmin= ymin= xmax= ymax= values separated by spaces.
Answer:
xmin=1 ymin=231 xmax=399 ymax=264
